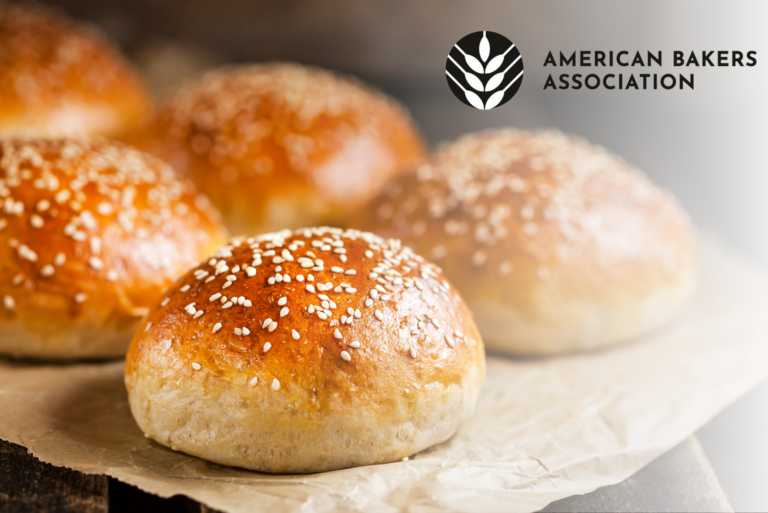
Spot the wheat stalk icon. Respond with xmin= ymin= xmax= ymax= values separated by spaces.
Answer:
xmin=448 ymin=31 xmax=523 ymax=109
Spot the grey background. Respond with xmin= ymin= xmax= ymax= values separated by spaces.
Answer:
xmin=24 ymin=0 xmax=768 ymax=509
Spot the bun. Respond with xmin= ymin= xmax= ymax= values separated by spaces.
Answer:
xmin=0 ymin=138 xmax=227 ymax=359
xmin=355 ymin=129 xmax=697 ymax=354
xmin=0 ymin=4 xmax=150 ymax=138
xmin=131 ymin=63 xmax=425 ymax=235
xmin=125 ymin=227 xmax=484 ymax=473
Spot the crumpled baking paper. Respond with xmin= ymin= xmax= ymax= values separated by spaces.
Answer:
xmin=0 ymin=238 xmax=767 ymax=513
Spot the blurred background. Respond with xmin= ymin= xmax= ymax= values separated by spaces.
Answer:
xmin=15 ymin=0 xmax=768 ymax=509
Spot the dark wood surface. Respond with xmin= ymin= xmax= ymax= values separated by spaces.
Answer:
xmin=0 ymin=435 xmax=730 ymax=513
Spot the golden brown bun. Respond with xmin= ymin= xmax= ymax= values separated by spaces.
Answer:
xmin=125 ymin=228 xmax=484 ymax=473
xmin=355 ymin=129 xmax=698 ymax=354
xmin=0 ymin=138 xmax=227 ymax=359
xmin=130 ymin=63 xmax=425 ymax=235
xmin=0 ymin=4 xmax=150 ymax=138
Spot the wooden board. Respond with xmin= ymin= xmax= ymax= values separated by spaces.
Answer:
xmin=0 ymin=436 xmax=730 ymax=512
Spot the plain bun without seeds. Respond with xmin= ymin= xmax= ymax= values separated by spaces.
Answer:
xmin=0 ymin=4 xmax=150 ymax=138
xmin=0 ymin=138 xmax=228 ymax=359
xmin=131 ymin=63 xmax=425 ymax=235
xmin=356 ymin=129 xmax=697 ymax=354
xmin=125 ymin=227 xmax=485 ymax=473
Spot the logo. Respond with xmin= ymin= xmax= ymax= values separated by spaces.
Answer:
xmin=446 ymin=31 xmax=524 ymax=110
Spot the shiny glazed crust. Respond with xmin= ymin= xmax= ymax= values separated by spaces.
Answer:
xmin=356 ymin=129 xmax=698 ymax=354
xmin=132 ymin=63 xmax=425 ymax=234
xmin=126 ymin=228 xmax=485 ymax=473
xmin=0 ymin=138 xmax=228 ymax=358
xmin=0 ymin=4 xmax=150 ymax=138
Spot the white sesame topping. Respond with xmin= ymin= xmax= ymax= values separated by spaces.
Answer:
xmin=243 ymin=327 xmax=251 ymax=335
xmin=249 ymin=376 xmax=259 ymax=386
xmin=161 ymin=298 xmax=170 ymax=306
xmin=53 ymin=252 xmax=66 ymax=266
xmin=213 ymin=323 xmax=222 ymax=333
xmin=349 ymin=341 xmax=361 ymax=348
xmin=292 ymin=329 xmax=300 ymax=340
xmin=280 ymin=307 xmax=289 ymax=317
xmin=192 ymin=363 xmax=202 ymax=371
xmin=278 ymin=297 xmax=287 ymax=306
xmin=226 ymin=275 xmax=237 ymax=282
xmin=74 ymin=293 xmax=87 ymax=304
xmin=271 ymin=379 xmax=280 ymax=391
xmin=305 ymin=284 xmax=315 ymax=293
xmin=262 ymin=318 xmax=272 ymax=329
xmin=3 ymin=295 xmax=15 ymax=310
xmin=365 ymin=250 xmax=373 ymax=258
xmin=340 ymin=351 xmax=352 ymax=361
xmin=345 ymin=270 xmax=357 ymax=275
xmin=30 ymin=215 xmax=44 ymax=228
xmin=268 ymin=321 xmax=277 ymax=332
xmin=222 ymin=301 xmax=233 ymax=309
xmin=40 ymin=265 xmax=55 ymax=277
xmin=164 ymin=339 xmax=172 ymax=350
xmin=246 ymin=267 xmax=256 ymax=277
xmin=331 ymin=267 xmax=343 ymax=273
xmin=193 ymin=310 xmax=204 ymax=318
xmin=409 ymin=348 xmax=417 ymax=358
xmin=264 ymin=342 xmax=272 ymax=352
xmin=375 ymin=310 xmax=384 ymax=321
xmin=235 ymin=327 xmax=243 ymax=336
xmin=210 ymin=293 xmax=222 ymax=302
xmin=88 ymin=256 xmax=104 ymax=271
xmin=365 ymin=298 xmax=373 ymax=307
xmin=180 ymin=285 xmax=191 ymax=292
xmin=333 ymin=329 xmax=343 ymax=339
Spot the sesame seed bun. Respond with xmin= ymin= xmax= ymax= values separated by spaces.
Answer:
xmin=125 ymin=228 xmax=484 ymax=473
xmin=355 ymin=129 xmax=698 ymax=354
xmin=0 ymin=4 xmax=150 ymax=138
xmin=0 ymin=138 xmax=228 ymax=359
xmin=130 ymin=63 xmax=425 ymax=235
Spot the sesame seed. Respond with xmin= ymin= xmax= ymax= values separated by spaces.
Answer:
xmin=246 ymin=267 xmax=256 ymax=277
xmin=54 ymin=252 xmax=66 ymax=266
xmin=280 ymin=307 xmax=289 ymax=317
xmin=30 ymin=215 xmax=44 ymax=228
xmin=365 ymin=299 xmax=373 ymax=307
xmin=409 ymin=348 xmax=417 ymax=358
xmin=40 ymin=265 xmax=55 ymax=277
xmin=144 ymin=322 xmax=153 ymax=332
xmin=222 ymin=302 xmax=233 ymax=309
xmin=164 ymin=339 xmax=172 ymax=349
xmin=292 ymin=329 xmax=300 ymax=340
xmin=340 ymin=351 xmax=352 ymax=361
xmin=278 ymin=297 xmax=287 ymax=306
xmin=345 ymin=270 xmax=356 ymax=275
xmin=264 ymin=342 xmax=272 ymax=352
xmin=333 ymin=329 xmax=342 ymax=339
xmin=331 ymin=267 xmax=343 ymax=273
xmin=365 ymin=250 xmax=373 ymax=258
xmin=192 ymin=363 xmax=202 ymax=370
xmin=226 ymin=275 xmax=237 ymax=282
xmin=446 ymin=335 xmax=456 ymax=347
xmin=3 ymin=295 xmax=15 ymax=310
xmin=271 ymin=379 xmax=280 ymax=391
xmin=74 ymin=293 xmax=87 ymax=304
xmin=180 ymin=285 xmax=191 ymax=292
xmin=210 ymin=293 xmax=221 ymax=302
xmin=161 ymin=298 xmax=170 ymax=306
xmin=375 ymin=310 xmax=383 ymax=321
xmin=249 ymin=376 xmax=259 ymax=386
xmin=193 ymin=310 xmax=204 ymax=318
xmin=268 ymin=321 xmax=277 ymax=332
xmin=306 ymin=284 xmax=315 ymax=293
xmin=262 ymin=318 xmax=272 ymax=329
xmin=370 ymin=289 xmax=379 ymax=299
xmin=235 ymin=327 xmax=242 ymax=335
xmin=349 ymin=341 xmax=361 ymax=348
xmin=213 ymin=323 xmax=222 ymax=333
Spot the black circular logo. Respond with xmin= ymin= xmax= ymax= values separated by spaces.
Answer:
xmin=446 ymin=31 xmax=524 ymax=110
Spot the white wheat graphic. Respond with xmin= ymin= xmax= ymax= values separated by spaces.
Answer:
xmin=450 ymin=33 xmax=523 ymax=109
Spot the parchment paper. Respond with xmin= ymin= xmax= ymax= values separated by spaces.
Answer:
xmin=1 ymin=238 xmax=767 ymax=513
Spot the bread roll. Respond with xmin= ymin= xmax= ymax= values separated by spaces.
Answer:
xmin=125 ymin=227 xmax=484 ymax=473
xmin=356 ymin=129 xmax=697 ymax=354
xmin=0 ymin=4 xmax=150 ymax=138
xmin=131 ymin=63 xmax=425 ymax=234
xmin=0 ymin=138 xmax=227 ymax=359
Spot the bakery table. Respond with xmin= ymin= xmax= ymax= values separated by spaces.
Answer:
xmin=0 ymin=434 xmax=731 ymax=513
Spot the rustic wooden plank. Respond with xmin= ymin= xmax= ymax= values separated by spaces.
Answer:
xmin=0 ymin=439 xmax=108 ymax=513
xmin=541 ymin=436 xmax=732 ymax=512
xmin=108 ymin=478 xmax=211 ymax=513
